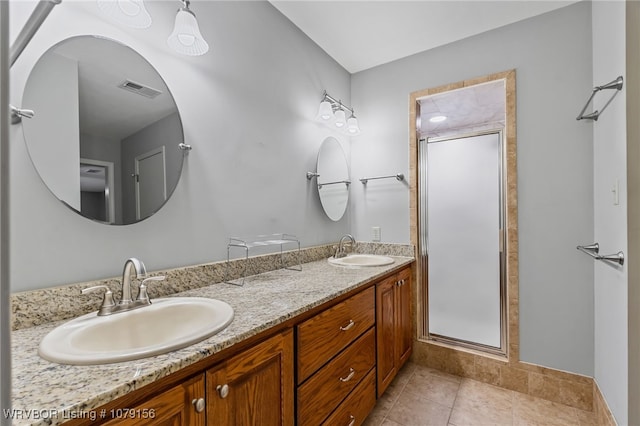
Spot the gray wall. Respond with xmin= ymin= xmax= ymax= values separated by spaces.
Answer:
xmin=121 ymin=112 xmax=182 ymax=224
xmin=9 ymin=1 xmax=351 ymax=291
xmin=81 ymin=132 xmax=123 ymax=222
xmin=22 ymin=52 xmax=80 ymax=210
xmin=592 ymin=1 xmax=628 ymax=423
xmin=350 ymin=2 xmax=595 ymax=375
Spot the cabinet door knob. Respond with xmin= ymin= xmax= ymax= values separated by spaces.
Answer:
xmin=340 ymin=319 xmax=355 ymax=331
xmin=191 ymin=398 xmax=205 ymax=413
xmin=348 ymin=414 xmax=356 ymax=426
xmin=339 ymin=367 xmax=355 ymax=382
xmin=216 ymin=384 xmax=229 ymax=399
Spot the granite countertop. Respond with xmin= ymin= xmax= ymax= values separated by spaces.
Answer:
xmin=10 ymin=256 xmax=413 ymax=426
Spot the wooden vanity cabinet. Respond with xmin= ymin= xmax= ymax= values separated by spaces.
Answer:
xmin=206 ymin=329 xmax=294 ymax=426
xmin=78 ymin=263 xmax=413 ymax=426
xmin=99 ymin=330 xmax=293 ymax=426
xmin=101 ymin=374 xmax=205 ymax=426
xmin=296 ymin=286 xmax=376 ymax=425
xmin=376 ymin=266 xmax=412 ymax=397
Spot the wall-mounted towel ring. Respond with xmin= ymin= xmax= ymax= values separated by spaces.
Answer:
xmin=576 ymin=76 xmax=623 ymax=121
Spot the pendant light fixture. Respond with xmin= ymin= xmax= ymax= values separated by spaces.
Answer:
xmin=316 ymin=91 xmax=361 ymax=135
xmin=97 ymin=0 xmax=152 ymax=29
xmin=167 ymin=0 xmax=209 ymax=56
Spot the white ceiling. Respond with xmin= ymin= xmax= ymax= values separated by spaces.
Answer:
xmin=269 ymin=0 xmax=579 ymax=73
xmin=53 ymin=36 xmax=176 ymax=140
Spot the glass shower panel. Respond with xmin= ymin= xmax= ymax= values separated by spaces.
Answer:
xmin=426 ymin=132 xmax=502 ymax=348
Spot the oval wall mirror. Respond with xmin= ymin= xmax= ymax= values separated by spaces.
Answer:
xmin=22 ymin=35 xmax=185 ymax=225
xmin=316 ymin=136 xmax=350 ymax=221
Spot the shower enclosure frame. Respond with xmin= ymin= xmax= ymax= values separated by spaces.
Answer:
xmin=418 ymin=129 xmax=508 ymax=356
xmin=409 ymin=69 xmax=518 ymax=364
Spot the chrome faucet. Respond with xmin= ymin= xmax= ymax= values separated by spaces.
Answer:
xmin=335 ymin=234 xmax=356 ymax=258
xmin=82 ymin=258 xmax=165 ymax=316
xmin=120 ymin=257 xmax=147 ymax=305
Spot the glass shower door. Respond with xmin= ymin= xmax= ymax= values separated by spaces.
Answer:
xmin=422 ymin=131 xmax=504 ymax=350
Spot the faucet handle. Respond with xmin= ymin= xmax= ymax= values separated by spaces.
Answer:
xmin=82 ymin=285 xmax=116 ymax=315
xmin=138 ymin=276 xmax=166 ymax=303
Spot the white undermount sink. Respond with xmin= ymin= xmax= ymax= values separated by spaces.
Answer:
xmin=328 ymin=254 xmax=395 ymax=267
xmin=38 ymin=297 xmax=234 ymax=365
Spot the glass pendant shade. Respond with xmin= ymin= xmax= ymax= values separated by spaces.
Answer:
xmin=334 ymin=109 xmax=346 ymax=128
xmin=97 ymin=0 xmax=152 ymax=29
xmin=347 ymin=116 xmax=361 ymax=135
xmin=167 ymin=8 xmax=209 ymax=56
xmin=317 ymin=100 xmax=333 ymax=121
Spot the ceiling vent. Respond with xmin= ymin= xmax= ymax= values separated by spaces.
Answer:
xmin=118 ymin=80 xmax=163 ymax=99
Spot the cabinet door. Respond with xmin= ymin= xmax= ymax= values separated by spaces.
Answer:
xmin=376 ymin=274 xmax=397 ymax=398
xmin=206 ymin=329 xmax=294 ymax=426
xmin=396 ymin=267 xmax=413 ymax=367
xmin=102 ymin=374 xmax=205 ymax=426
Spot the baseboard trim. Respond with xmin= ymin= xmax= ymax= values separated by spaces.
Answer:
xmin=412 ymin=340 xmax=593 ymax=412
xmin=593 ymin=379 xmax=618 ymax=425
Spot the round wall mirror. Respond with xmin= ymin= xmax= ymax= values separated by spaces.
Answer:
xmin=22 ymin=35 xmax=185 ymax=225
xmin=316 ymin=136 xmax=350 ymax=221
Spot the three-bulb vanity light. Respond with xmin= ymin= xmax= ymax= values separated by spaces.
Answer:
xmin=317 ymin=91 xmax=361 ymax=135
xmin=97 ymin=0 xmax=209 ymax=56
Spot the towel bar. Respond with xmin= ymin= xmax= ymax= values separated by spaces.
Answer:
xmin=577 ymin=243 xmax=624 ymax=266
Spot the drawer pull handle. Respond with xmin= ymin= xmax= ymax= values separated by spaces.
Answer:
xmin=339 ymin=368 xmax=355 ymax=382
xmin=217 ymin=384 xmax=229 ymax=399
xmin=340 ymin=319 xmax=355 ymax=331
xmin=192 ymin=398 xmax=205 ymax=413
xmin=348 ymin=414 xmax=356 ymax=426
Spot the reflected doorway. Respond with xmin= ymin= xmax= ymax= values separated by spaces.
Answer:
xmin=80 ymin=159 xmax=114 ymax=223
xmin=134 ymin=146 xmax=167 ymax=221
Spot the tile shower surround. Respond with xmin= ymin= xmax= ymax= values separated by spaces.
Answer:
xmin=9 ymin=242 xmax=614 ymax=425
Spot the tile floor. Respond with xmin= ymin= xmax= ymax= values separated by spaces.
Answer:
xmin=364 ymin=363 xmax=597 ymax=426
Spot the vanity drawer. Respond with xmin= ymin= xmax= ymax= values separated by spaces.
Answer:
xmin=297 ymin=286 xmax=375 ymax=383
xmin=297 ymin=328 xmax=375 ymax=425
xmin=321 ymin=368 xmax=376 ymax=426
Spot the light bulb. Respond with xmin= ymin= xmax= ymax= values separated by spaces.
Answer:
xmin=429 ymin=115 xmax=447 ymax=123
xmin=97 ymin=0 xmax=152 ymax=29
xmin=334 ymin=109 xmax=346 ymax=128
xmin=347 ymin=116 xmax=360 ymax=135
xmin=317 ymin=100 xmax=333 ymax=121
xmin=167 ymin=7 xmax=209 ymax=56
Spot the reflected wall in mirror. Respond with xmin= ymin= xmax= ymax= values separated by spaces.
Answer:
xmin=316 ymin=136 xmax=350 ymax=221
xmin=22 ymin=35 xmax=185 ymax=225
